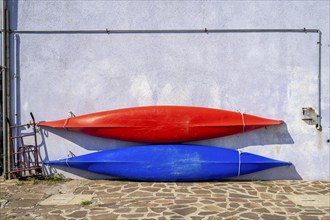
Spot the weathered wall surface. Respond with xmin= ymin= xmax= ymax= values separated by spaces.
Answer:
xmin=8 ymin=1 xmax=329 ymax=180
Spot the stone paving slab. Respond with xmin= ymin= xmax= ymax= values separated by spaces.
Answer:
xmin=39 ymin=194 xmax=94 ymax=206
xmin=286 ymin=195 xmax=330 ymax=207
xmin=0 ymin=179 xmax=329 ymax=220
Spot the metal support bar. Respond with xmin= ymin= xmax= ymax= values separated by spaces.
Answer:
xmin=10 ymin=134 xmax=35 ymax=139
xmin=12 ymin=149 xmax=37 ymax=155
xmin=1 ymin=28 xmax=320 ymax=34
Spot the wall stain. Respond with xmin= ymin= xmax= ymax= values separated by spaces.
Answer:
xmin=317 ymin=131 xmax=323 ymax=151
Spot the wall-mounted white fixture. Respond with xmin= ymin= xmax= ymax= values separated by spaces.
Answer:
xmin=302 ymin=107 xmax=320 ymax=129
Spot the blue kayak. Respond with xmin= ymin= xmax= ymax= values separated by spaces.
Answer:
xmin=44 ymin=145 xmax=291 ymax=181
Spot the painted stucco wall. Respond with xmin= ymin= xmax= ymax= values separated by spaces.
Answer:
xmin=7 ymin=1 xmax=330 ymax=180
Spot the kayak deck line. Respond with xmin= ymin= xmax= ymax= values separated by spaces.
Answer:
xmin=44 ymin=160 xmax=292 ymax=165
xmin=39 ymin=122 xmax=284 ymax=129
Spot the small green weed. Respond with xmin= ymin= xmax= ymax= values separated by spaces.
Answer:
xmin=81 ymin=200 xmax=92 ymax=206
xmin=15 ymin=181 xmax=25 ymax=186
xmin=45 ymin=173 xmax=67 ymax=184
xmin=14 ymin=173 xmax=69 ymax=185
xmin=31 ymin=178 xmax=40 ymax=185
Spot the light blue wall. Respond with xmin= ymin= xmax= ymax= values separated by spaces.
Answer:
xmin=9 ymin=1 xmax=329 ymax=180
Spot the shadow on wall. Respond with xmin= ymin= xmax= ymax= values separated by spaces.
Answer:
xmin=37 ymin=126 xmax=50 ymax=176
xmin=45 ymin=165 xmax=119 ymax=180
xmin=192 ymin=123 xmax=294 ymax=149
xmin=38 ymin=127 xmax=143 ymax=176
xmin=230 ymin=164 xmax=302 ymax=181
xmin=39 ymin=127 xmax=144 ymax=151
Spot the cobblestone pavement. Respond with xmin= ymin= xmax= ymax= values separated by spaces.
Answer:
xmin=0 ymin=179 xmax=329 ymax=220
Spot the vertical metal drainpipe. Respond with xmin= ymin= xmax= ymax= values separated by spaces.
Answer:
xmin=316 ymin=30 xmax=322 ymax=131
xmin=1 ymin=0 xmax=10 ymax=179
xmin=5 ymin=2 xmax=10 ymax=179
xmin=1 ymin=0 xmax=8 ymax=179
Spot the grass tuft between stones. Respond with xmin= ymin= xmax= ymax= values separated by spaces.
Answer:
xmin=13 ymin=173 xmax=70 ymax=185
xmin=81 ymin=200 xmax=92 ymax=206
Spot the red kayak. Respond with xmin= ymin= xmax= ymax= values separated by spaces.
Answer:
xmin=38 ymin=106 xmax=283 ymax=143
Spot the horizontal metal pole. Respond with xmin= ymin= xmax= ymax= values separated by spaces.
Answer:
xmin=0 ymin=28 xmax=320 ymax=34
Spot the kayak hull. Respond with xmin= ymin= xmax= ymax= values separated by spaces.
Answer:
xmin=38 ymin=106 xmax=283 ymax=143
xmin=44 ymin=145 xmax=291 ymax=181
